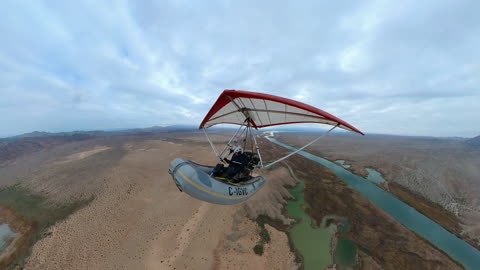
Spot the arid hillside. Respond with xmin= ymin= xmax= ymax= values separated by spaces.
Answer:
xmin=465 ymin=135 xmax=480 ymax=149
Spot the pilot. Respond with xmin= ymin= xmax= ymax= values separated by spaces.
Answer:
xmin=223 ymin=146 xmax=249 ymax=181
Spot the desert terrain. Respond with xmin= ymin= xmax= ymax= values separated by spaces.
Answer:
xmin=0 ymin=131 xmax=299 ymax=270
xmin=0 ymin=129 xmax=475 ymax=269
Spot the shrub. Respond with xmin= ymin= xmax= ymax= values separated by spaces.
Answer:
xmin=259 ymin=227 xmax=271 ymax=243
xmin=253 ymin=244 xmax=264 ymax=255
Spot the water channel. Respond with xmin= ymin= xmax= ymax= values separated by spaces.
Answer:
xmin=365 ymin=168 xmax=385 ymax=184
xmin=284 ymin=163 xmax=338 ymax=269
xmin=335 ymin=160 xmax=351 ymax=168
xmin=0 ymin=223 xmax=16 ymax=253
xmin=268 ymin=137 xmax=480 ymax=270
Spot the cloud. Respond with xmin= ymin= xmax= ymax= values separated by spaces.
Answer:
xmin=0 ymin=0 xmax=479 ymax=137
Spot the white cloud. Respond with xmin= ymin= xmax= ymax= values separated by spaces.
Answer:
xmin=0 ymin=0 xmax=479 ymax=137
xmin=338 ymin=43 xmax=370 ymax=73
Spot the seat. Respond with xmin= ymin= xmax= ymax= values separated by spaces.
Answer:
xmin=242 ymin=151 xmax=260 ymax=169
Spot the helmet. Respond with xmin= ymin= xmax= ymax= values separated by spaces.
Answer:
xmin=234 ymin=146 xmax=243 ymax=153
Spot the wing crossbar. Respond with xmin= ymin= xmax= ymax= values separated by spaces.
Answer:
xmin=262 ymin=124 xmax=339 ymax=168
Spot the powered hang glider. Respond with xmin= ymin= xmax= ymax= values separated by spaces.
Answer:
xmin=168 ymin=90 xmax=364 ymax=205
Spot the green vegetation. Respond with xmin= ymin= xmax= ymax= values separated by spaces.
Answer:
xmin=253 ymin=214 xmax=303 ymax=263
xmin=259 ymin=226 xmax=271 ymax=243
xmin=253 ymin=244 xmax=264 ymax=255
xmin=0 ymin=184 xmax=93 ymax=269
xmin=252 ymin=216 xmax=271 ymax=256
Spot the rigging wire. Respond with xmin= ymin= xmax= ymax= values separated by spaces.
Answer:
xmin=262 ymin=124 xmax=339 ymax=168
xmin=203 ymin=116 xmax=338 ymax=171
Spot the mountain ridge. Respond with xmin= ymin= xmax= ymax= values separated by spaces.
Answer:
xmin=465 ymin=135 xmax=480 ymax=149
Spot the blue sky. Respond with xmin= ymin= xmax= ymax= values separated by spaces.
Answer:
xmin=1 ymin=0 xmax=479 ymax=137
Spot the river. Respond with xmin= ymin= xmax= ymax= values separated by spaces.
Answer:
xmin=268 ymin=137 xmax=480 ymax=270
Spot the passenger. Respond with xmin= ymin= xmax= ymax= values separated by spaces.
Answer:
xmin=223 ymin=146 xmax=249 ymax=181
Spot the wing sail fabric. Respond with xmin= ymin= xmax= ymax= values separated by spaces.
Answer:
xmin=199 ymin=90 xmax=364 ymax=135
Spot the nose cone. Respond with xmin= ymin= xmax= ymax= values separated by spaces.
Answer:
xmin=168 ymin=159 xmax=184 ymax=192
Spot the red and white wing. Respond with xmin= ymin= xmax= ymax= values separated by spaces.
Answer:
xmin=199 ymin=90 xmax=363 ymax=135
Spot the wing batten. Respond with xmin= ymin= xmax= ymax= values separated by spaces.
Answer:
xmin=199 ymin=89 xmax=364 ymax=135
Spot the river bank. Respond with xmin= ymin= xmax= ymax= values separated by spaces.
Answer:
xmin=259 ymin=138 xmax=465 ymax=269
xmin=283 ymin=162 xmax=337 ymax=269
xmin=275 ymin=133 xmax=480 ymax=251
xmin=322 ymin=155 xmax=480 ymax=252
xmin=282 ymin=161 xmax=359 ymax=270
xmin=0 ymin=185 xmax=92 ymax=269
